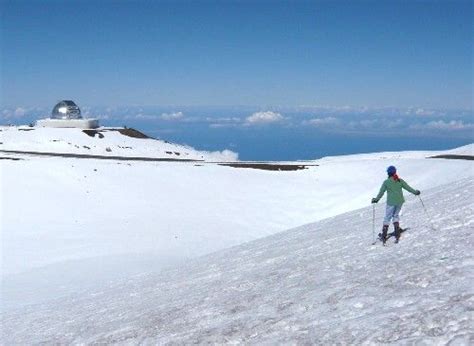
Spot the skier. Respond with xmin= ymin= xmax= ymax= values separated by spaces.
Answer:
xmin=371 ymin=166 xmax=420 ymax=243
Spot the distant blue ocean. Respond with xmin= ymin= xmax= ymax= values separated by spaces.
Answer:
xmin=153 ymin=130 xmax=470 ymax=161
xmin=132 ymin=122 xmax=471 ymax=161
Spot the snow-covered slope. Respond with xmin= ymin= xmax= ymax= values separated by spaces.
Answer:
xmin=0 ymin=126 xmax=237 ymax=161
xmin=2 ymin=177 xmax=473 ymax=344
xmin=1 ymin=145 xmax=473 ymax=312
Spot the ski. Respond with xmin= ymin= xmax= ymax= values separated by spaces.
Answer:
xmin=372 ymin=228 xmax=409 ymax=245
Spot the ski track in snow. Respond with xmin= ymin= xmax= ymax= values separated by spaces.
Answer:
xmin=2 ymin=177 xmax=473 ymax=344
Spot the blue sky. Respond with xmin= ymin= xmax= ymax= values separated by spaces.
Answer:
xmin=1 ymin=1 xmax=472 ymax=160
xmin=1 ymin=0 xmax=472 ymax=109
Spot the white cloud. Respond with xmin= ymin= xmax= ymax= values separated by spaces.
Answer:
xmin=200 ymin=149 xmax=239 ymax=161
xmin=122 ymin=113 xmax=157 ymax=121
xmin=208 ymin=117 xmax=242 ymax=128
xmin=161 ymin=111 xmax=184 ymax=121
xmin=403 ymin=108 xmax=442 ymax=116
xmin=387 ymin=119 xmax=404 ymax=128
xmin=136 ymin=114 xmax=158 ymax=120
xmin=209 ymin=122 xmax=240 ymax=129
xmin=358 ymin=119 xmax=378 ymax=128
xmin=424 ymin=120 xmax=474 ymax=130
xmin=1 ymin=109 xmax=12 ymax=119
xmin=245 ymin=111 xmax=284 ymax=125
xmin=415 ymin=108 xmax=435 ymax=116
xmin=14 ymin=107 xmax=26 ymax=117
xmin=205 ymin=116 xmax=241 ymax=123
xmin=1 ymin=107 xmax=28 ymax=120
xmin=305 ymin=117 xmax=340 ymax=127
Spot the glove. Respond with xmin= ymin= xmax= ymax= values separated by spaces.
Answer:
xmin=371 ymin=198 xmax=378 ymax=204
xmin=414 ymin=190 xmax=421 ymax=196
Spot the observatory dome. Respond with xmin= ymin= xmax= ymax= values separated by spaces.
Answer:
xmin=51 ymin=100 xmax=82 ymax=119
xmin=36 ymin=100 xmax=98 ymax=128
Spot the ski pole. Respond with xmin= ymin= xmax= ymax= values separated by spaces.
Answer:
xmin=372 ymin=204 xmax=376 ymax=244
xmin=418 ymin=195 xmax=436 ymax=231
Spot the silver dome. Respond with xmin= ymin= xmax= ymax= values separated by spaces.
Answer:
xmin=51 ymin=100 xmax=82 ymax=119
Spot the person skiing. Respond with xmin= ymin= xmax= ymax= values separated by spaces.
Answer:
xmin=371 ymin=165 xmax=420 ymax=243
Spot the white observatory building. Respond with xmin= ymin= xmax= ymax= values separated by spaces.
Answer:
xmin=36 ymin=100 xmax=99 ymax=129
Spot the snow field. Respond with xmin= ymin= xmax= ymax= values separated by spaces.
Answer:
xmin=2 ymin=148 xmax=472 ymax=278
xmin=2 ymin=177 xmax=473 ymax=344
xmin=1 ymin=144 xmax=473 ymax=343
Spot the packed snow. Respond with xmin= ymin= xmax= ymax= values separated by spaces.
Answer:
xmin=1 ymin=140 xmax=473 ymax=343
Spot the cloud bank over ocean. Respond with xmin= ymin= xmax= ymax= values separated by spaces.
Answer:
xmin=3 ymin=105 xmax=472 ymax=139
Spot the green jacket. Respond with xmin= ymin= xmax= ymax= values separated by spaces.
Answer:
xmin=375 ymin=177 xmax=417 ymax=206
